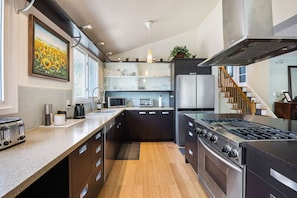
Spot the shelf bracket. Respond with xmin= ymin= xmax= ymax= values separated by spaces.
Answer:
xmin=17 ymin=0 xmax=36 ymax=14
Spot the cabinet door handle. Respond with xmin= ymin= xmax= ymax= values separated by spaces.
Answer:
xmin=95 ymin=132 xmax=102 ymax=140
xmin=188 ymin=122 xmax=193 ymax=127
xmin=78 ymin=144 xmax=87 ymax=155
xmin=80 ymin=183 xmax=88 ymax=198
xmin=96 ymin=170 xmax=102 ymax=181
xmin=96 ymin=158 xmax=102 ymax=167
xmin=188 ymin=149 xmax=193 ymax=156
xmin=188 ymin=131 xmax=193 ymax=137
xmin=96 ymin=145 xmax=101 ymax=153
xmin=139 ymin=112 xmax=146 ymax=115
xmin=162 ymin=111 xmax=169 ymax=115
xmin=149 ymin=111 xmax=156 ymax=115
xmin=270 ymin=168 xmax=297 ymax=192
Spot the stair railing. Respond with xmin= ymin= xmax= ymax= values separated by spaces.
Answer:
xmin=218 ymin=67 xmax=256 ymax=115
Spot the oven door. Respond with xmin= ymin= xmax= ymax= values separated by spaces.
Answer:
xmin=198 ymin=138 xmax=243 ymax=198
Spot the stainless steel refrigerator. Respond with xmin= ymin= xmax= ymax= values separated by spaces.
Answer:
xmin=175 ymin=74 xmax=215 ymax=146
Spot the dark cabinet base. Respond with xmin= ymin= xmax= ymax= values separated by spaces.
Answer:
xmin=17 ymin=157 xmax=69 ymax=198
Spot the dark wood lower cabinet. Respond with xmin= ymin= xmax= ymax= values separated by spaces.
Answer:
xmin=274 ymin=102 xmax=297 ymax=120
xmin=17 ymin=157 xmax=69 ymax=198
xmin=125 ymin=110 xmax=173 ymax=141
xmin=184 ymin=115 xmax=198 ymax=173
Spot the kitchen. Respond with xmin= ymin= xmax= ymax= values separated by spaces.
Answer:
xmin=1 ymin=0 xmax=297 ymax=198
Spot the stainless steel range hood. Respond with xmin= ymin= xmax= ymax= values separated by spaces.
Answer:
xmin=198 ymin=0 xmax=297 ymax=66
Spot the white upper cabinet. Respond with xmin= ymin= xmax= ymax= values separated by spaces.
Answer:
xmin=104 ymin=62 xmax=171 ymax=91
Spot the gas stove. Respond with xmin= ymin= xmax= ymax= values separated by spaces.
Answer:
xmin=195 ymin=116 xmax=297 ymax=167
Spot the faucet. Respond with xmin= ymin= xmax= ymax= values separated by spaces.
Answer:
xmin=91 ymin=87 xmax=105 ymax=112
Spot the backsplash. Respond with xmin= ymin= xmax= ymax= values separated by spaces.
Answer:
xmin=0 ymin=86 xmax=72 ymax=130
xmin=105 ymin=91 xmax=172 ymax=107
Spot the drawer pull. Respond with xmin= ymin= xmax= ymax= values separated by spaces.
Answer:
xmin=188 ymin=122 xmax=193 ymax=127
xmin=188 ymin=149 xmax=193 ymax=156
xmin=270 ymin=168 xmax=297 ymax=192
xmin=162 ymin=111 xmax=169 ymax=115
xmin=149 ymin=111 xmax=156 ymax=115
xmin=80 ymin=183 xmax=88 ymax=198
xmin=188 ymin=131 xmax=193 ymax=137
xmin=96 ymin=158 xmax=102 ymax=167
xmin=96 ymin=145 xmax=101 ymax=153
xmin=270 ymin=194 xmax=276 ymax=198
xmin=95 ymin=132 xmax=102 ymax=140
xmin=96 ymin=170 xmax=102 ymax=181
xmin=78 ymin=144 xmax=87 ymax=155
xmin=139 ymin=112 xmax=146 ymax=115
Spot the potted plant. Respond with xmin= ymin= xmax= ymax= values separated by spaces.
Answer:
xmin=169 ymin=46 xmax=192 ymax=60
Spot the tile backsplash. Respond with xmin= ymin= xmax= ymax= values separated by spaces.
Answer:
xmin=1 ymin=86 xmax=72 ymax=130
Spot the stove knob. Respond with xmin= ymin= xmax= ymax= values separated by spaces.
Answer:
xmin=210 ymin=135 xmax=218 ymax=143
xmin=228 ymin=149 xmax=239 ymax=159
xmin=222 ymin=145 xmax=232 ymax=153
xmin=206 ymin=132 xmax=212 ymax=139
xmin=202 ymin=129 xmax=207 ymax=137
xmin=3 ymin=140 xmax=10 ymax=146
xmin=196 ymin=128 xmax=202 ymax=135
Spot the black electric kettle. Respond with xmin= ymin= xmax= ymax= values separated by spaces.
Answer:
xmin=74 ymin=103 xmax=85 ymax=119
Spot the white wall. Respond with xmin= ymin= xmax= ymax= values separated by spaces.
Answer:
xmin=9 ymin=2 xmax=73 ymax=90
xmin=272 ymin=0 xmax=297 ymax=25
xmin=195 ymin=0 xmax=223 ymax=58
xmin=110 ymin=29 xmax=198 ymax=62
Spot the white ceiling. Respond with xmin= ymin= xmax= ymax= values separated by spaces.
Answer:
xmin=55 ymin=0 xmax=219 ymax=56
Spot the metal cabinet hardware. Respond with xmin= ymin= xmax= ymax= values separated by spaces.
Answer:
xmin=95 ymin=132 xmax=102 ymax=140
xmin=270 ymin=168 xmax=297 ymax=192
xmin=188 ymin=131 xmax=193 ymax=137
xmin=188 ymin=122 xmax=193 ymax=127
xmin=161 ymin=112 xmax=169 ymax=115
xmin=139 ymin=112 xmax=146 ymax=115
xmin=78 ymin=144 xmax=87 ymax=155
xmin=149 ymin=111 xmax=156 ymax=115
xmin=80 ymin=183 xmax=88 ymax=198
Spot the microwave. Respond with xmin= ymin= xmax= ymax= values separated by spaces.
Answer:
xmin=107 ymin=97 xmax=126 ymax=108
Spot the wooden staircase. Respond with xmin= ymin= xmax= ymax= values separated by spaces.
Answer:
xmin=218 ymin=67 xmax=256 ymax=115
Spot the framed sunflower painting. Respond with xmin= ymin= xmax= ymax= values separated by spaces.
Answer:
xmin=28 ymin=15 xmax=69 ymax=81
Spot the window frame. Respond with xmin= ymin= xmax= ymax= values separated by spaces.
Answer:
xmin=73 ymin=46 xmax=100 ymax=104
xmin=0 ymin=0 xmax=18 ymax=115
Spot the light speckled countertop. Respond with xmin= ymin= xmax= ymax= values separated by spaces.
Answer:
xmin=0 ymin=107 xmax=173 ymax=198
xmin=0 ymin=108 xmax=125 ymax=198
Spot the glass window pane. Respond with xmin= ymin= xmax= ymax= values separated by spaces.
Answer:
xmin=88 ymin=56 xmax=98 ymax=97
xmin=226 ymin=66 xmax=233 ymax=77
xmin=0 ymin=0 xmax=3 ymax=102
xmin=73 ymin=48 xmax=86 ymax=98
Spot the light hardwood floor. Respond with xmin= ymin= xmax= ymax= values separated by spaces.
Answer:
xmin=98 ymin=142 xmax=208 ymax=198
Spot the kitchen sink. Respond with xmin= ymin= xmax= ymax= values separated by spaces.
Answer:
xmin=94 ymin=109 xmax=117 ymax=114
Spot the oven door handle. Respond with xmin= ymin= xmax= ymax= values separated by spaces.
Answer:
xmin=199 ymin=138 xmax=242 ymax=173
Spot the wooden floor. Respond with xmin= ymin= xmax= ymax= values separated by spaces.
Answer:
xmin=97 ymin=142 xmax=208 ymax=198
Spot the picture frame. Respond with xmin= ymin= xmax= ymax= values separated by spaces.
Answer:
xmin=283 ymin=91 xmax=292 ymax=102
xmin=28 ymin=14 xmax=69 ymax=81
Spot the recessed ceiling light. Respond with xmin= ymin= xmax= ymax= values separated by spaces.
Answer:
xmin=97 ymin=41 xmax=105 ymax=46
xmin=107 ymin=52 xmax=113 ymax=56
xmin=80 ymin=24 xmax=92 ymax=30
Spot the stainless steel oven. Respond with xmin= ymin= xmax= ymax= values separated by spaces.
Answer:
xmin=194 ymin=114 xmax=297 ymax=198
xmin=198 ymin=138 xmax=243 ymax=198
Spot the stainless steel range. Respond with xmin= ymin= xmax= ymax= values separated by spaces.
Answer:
xmin=194 ymin=114 xmax=297 ymax=198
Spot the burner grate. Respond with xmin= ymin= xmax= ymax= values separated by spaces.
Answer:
xmin=202 ymin=117 xmax=297 ymax=140
xmin=228 ymin=127 xmax=297 ymax=140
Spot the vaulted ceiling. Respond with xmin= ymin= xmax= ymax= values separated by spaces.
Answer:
xmin=55 ymin=0 xmax=219 ymax=57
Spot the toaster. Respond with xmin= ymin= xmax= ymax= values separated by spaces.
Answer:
xmin=0 ymin=117 xmax=25 ymax=151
